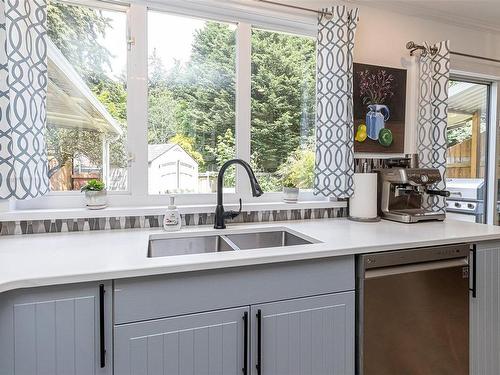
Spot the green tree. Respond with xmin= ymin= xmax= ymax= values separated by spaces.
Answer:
xmin=205 ymin=128 xmax=236 ymax=186
xmin=277 ymin=144 xmax=315 ymax=189
xmin=145 ymin=23 xmax=316 ymax=191
xmin=148 ymin=89 xmax=179 ymax=144
xmin=47 ymin=1 xmax=112 ymax=79
xmin=251 ymin=29 xmax=316 ymax=173
xmin=93 ymin=78 xmax=128 ymax=168
xmin=166 ymin=22 xmax=237 ymax=172
xmin=45 ymin=127 xmax=102 ymax=178
xmin=447 ymin=125 xmax=472 ymax=147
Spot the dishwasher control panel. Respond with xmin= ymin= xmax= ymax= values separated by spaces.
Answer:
xmin=361 ymin=243 xmax=471 ymax=269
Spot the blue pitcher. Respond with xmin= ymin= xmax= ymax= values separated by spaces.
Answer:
xmin=366 ymin=105 xmax=390 ymax=140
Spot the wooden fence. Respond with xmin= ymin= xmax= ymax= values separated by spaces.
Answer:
xmin=447 ymin=131 xmax=486 ymax=179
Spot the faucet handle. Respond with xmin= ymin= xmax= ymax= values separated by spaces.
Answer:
xmin=226 ymin=199 xmax=242 ymax=220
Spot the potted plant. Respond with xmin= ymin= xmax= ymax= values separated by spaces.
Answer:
xmin=81 ymin=179 xmax=107 ymax=209
xmin=279 ymin=146 xmax=315 ymax=203
xmin=283 ymin=177 xmax=300 ymax=203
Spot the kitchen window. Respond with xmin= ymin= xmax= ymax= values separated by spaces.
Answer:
xmin=446 ymin=78 xmax=490 ymax=223
xmin=15 ymin=0 xmax=333 ymax=210
xmin=46 ymin=0 xmax=128 ymax=192
xmin=147 ymin=11 xmax=236 ymax=195
xmin=251 ymin=28 xmax=316 ymax=192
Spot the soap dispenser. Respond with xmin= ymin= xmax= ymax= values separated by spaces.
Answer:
xmin=163 ymin=195 xmax=182 ymax=231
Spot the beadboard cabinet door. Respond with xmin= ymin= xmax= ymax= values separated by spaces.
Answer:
xmin=470 ymin=241 xmax=500 ymax=374
xmin=114 ymin=306 xmax=249 ymax=375
xmin=0 ymin=281 xmax=112 ymax=375
xmin=251 ymin=292 xmax=355 ymax=375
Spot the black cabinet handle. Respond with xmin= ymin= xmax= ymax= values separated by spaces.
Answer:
xmin=99 ymin=284 xmax=106 ymax=368
xmin=470 ymin=245 xmax=477 ymax=298
xmin=256 ymin=309 xmax=262 ymax=375
xmin=242 ymin=312 xmax=248 ymax=374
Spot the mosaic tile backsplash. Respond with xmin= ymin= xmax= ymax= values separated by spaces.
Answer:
xmin=0 ymin=207 xmax=348 ymax=236
xmin=0 ymin=157 xmax=392 ymax=236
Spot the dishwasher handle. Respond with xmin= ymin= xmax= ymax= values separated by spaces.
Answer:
xmin=365 ymin=257 xmax=469 ymax=279
xmin=470 ymin=245 xmax=477 ymax=298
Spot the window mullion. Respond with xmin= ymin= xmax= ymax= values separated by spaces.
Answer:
xmin=486 ymin=82 xmax=499 ymax=224
xmin=127 ymin=4 xmax=148 ymax=198
xmin=235 ymin=22 xmax=252 ymax=198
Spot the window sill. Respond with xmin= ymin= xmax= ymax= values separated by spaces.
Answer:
xmin=0 ymin=200 xmax=347 ymax=222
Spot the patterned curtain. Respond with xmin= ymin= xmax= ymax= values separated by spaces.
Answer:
xmin=417 ymin=41 xmax=450 ymax=211
xmin=0 ymin=0 xmax=49 ymax=199
xmin=314 ymin=6 xmax=359 ymax=198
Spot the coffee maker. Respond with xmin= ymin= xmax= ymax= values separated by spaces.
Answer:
xmin=377 ymin=167 xmax=450 ymax=223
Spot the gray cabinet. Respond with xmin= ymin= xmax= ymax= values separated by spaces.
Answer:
xmin=113 ymin=257 xmax=356 ymax=375
xmin=114 ymin=307 xmax=249 ymax=375
xmin=470 ymin=241 xmax=500 ymax=374
xmin=251 ymin=292 xmax=355 ymax=375
xmin=114 ymin=293 xmax=355 ymax=375
xmin=0 ymin=281 xmax=112 ymax=375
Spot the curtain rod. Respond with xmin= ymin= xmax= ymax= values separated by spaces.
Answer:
xmin=256 ymin=2 xmax=500 ymax=65
xmin=406 ymin=41 xmax=500 ymax=65
xmin=256 ymin=0 xmax=333 ymax=17
xmin=451 ymin=51 xmax=500 ymax=65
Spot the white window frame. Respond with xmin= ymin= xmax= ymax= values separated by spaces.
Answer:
xmin=15 ymin=0 xmax=329 ymax=210
xmin=449 ymin=70 xmax=500 ymax=225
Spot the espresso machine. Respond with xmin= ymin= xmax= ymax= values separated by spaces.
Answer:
xmin=377 ymin=167 xmax=450 ymax=223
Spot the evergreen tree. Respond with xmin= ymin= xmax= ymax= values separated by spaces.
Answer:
xmin=251 ymin=29 xmax=316 ymax=173
xmin=168 ymin=22 xmax=237 ymax=172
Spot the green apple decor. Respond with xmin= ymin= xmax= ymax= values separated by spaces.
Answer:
xmin=378 ymin=128 xmax=393 ymax=147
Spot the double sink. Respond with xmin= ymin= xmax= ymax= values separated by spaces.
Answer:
xmin=148 ymin=228 xmax=317 ymax=258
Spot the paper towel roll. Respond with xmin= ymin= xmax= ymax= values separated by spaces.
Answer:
xmin=349 ymin=173 xmax=378 ymax=220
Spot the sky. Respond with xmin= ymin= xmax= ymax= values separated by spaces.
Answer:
xmin=97 ymin=9 xmax=127 ymax=79
xmin=148 ymin=11 xmax=207 ymax=70
xmin=98 ymin=9 xmax=235 ymax=79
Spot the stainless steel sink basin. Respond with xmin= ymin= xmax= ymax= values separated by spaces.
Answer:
xmin=148 ymin=229 xmax=317 ymax=258
xmin=148 ymin=235 xmax=236 ymax=258
xmin=225 ymin=230 xmax=314 ymax=250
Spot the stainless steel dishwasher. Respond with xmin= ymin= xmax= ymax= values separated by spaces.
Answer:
xmin=357 ymin=244 xmax=470 ymax=375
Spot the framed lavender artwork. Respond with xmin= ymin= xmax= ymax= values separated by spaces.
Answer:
xmin=353 ymin=63 xmax=407 ymax=153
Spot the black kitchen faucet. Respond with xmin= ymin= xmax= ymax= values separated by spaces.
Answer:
xmin=214 ymin=159 xmax=263 ymax=229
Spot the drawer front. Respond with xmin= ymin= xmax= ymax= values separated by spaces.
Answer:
xmin=115 ymin=256 xmax=354 ymax=324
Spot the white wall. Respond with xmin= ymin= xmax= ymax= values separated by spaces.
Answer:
xmin=259 ymin=0 xmax=500 ymax=74
xmin=277 ymin=0 xmax=500 ymax=154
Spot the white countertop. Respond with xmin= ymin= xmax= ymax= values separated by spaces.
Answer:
xmin=2 ymin=218 xmax=500 ymax=294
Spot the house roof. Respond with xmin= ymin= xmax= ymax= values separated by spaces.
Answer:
xmin=448 ymin=82 xmax=488 ymax=129
xmin=46 ymin=38 xmax=123 ymax=137
xmin=148 ymin=143 xmax=177 ymax=163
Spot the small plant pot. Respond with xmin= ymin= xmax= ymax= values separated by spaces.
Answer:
xmin=283 ymin=187 xmax=299 ymax=203
xmin=85 ymin=190 xmax=108 ymax=210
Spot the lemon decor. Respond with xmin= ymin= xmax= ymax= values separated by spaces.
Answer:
xmin=355 ymin=124 xmax=367 ymax=142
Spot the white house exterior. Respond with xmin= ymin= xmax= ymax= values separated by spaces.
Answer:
xmin=148 ymin=144 xmax=199 ymax=194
